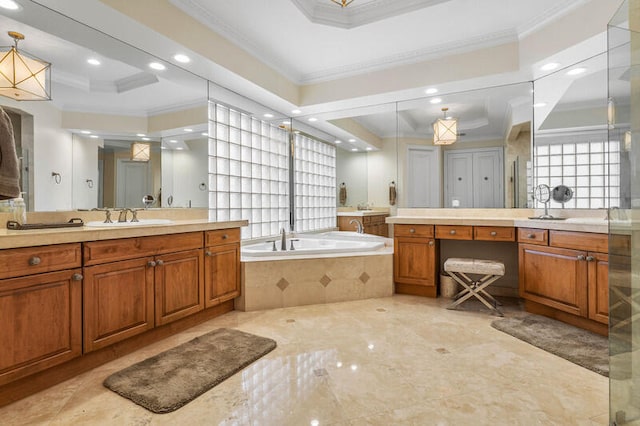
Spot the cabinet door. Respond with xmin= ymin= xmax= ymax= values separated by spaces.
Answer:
xmin=519 ymin=244 xmax=588 ymax=317
xmin=588 ymin=252 xmax=609 ymax=324
xmin=83 ymin=258 xmax=155 ymax=352
xmin=0 ymin=269 xmax=82 ymax=385
xmin=394 ymin=237 xmax=437 ymax=286
xmin=204 ymin=243 xmax=240 ymax=308
xmin=155 ymin=249 xmax=204 ymax=326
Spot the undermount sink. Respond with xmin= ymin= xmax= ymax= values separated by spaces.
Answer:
xmin=84 ymin=219 xmax=173 ymax=227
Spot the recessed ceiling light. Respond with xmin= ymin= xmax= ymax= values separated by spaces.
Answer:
xmin=540 ymin=62 xmax=559 ymax=71
xmin=142 ymin=137 xmax=150 ymax=141
xmin=136 ymin=133 xmax=146 ymax=137
xmin=0 ymin=0 xmax=19 ymax=10
xmin=294 ymin=130 xmax=300 ymax=134
xmin=90 ymin=135 xmax=99 ymax=139
xmin=291 ymin=109 xmax=301 ymax=114
xmin=335 ymin=140 xmax=342 ymax=144
xmin=533 ymin=102 xmax=547 ymax=108
xmin=566 ymin=67 xmax=586 ymax=76
xmin=183 ymin=128 xmax=193 ymax=132
xmin=366 ymin=147 xmax=373 ymax=151
xmin=351 ymin=148 xmax=358 ymax=152
xmin=430 ymin=98 xmax=442 ymax=104
xmin=169 ymin=139 xmax=178 ymax=143
xmin=348 ymin=138 xmax=356 ymax=143
xmin=81 ymin=130 xmax=91 ymax=134
xmin=176 ymin=147 xmax=184 ymax=150
xmin=282 ymin=120 xmax=290 ymax=125
xmin=264 ymin=113 xmax=274 ymax=118
xmin=87 ymin=58 xmax=101 ymax=66
xmin=149 ymin=62 xmax=166 ymax=71
xmin=161 ymin=146 xmax=167 ymax=150
xmin=425 ymin=88 xmax=438 ymax=95
xmin=201 ymin=132 xmax=208 ymax=136
xmin=173 ymin=54 xmax=190 ymax=63
xmin=308 ymin=117 xmax=318 ymax=122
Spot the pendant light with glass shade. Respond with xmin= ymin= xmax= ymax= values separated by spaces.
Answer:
xmin=433 ymin=107 xmax=457 ymax=145
xmin=0 ymin=31 xmax=51 ymax=101
xmin=330 ymin=0 xmax=354 ymax=7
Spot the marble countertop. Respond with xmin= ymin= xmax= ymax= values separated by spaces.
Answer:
xmin=0 ymin=219 xmax=248 ymax=250
xmin=385 ymin=208 xmax=610 ymax=234
xmin=337 ymin=211 xmax=389 ymax=217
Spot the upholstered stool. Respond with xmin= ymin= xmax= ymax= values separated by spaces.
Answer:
xmin=443 ymin=258 xmax=505 ymax=316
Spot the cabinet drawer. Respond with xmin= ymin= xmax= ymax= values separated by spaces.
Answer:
xmin=550 ymin=230 xmax=608 ymax=253
xmin=205 ymin=228 xmax=240 ymax=246
xmin=84 ymin=232 xmax=203 ymax=265
xmin=474 ymin=226 xmax=515 ymax=242
xmin=435 ymin=225 xmax=473 ymax=240
xmin=0 ymin=243 xmax=82 ymax=280
xmin=518 ymin=228 xmax=548 ymax=245
xmin=363 ymin=214 xmax=388 ymax=225
xmin=394 ymin=224 xmax=434 ymax=238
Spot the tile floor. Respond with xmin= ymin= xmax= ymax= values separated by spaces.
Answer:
xmin=0 ymin=295 xmax=608 ymax=425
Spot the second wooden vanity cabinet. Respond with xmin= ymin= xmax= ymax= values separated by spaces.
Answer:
xmin=83 ymin=232 xmax=205 ymax=352
xmin=204 ymin=229 xmax=241 ymax=308
xmin=0 ymin=243 xmax=83 ymax=385
xmin=338 ymin=213 xmax=389 ymax=237
xmin=393 ymin=224 xmax=438 ymax=297
xmin=518 ymin=228 xmax=608 ymax=334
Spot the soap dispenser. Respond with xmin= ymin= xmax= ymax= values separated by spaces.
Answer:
xmin=12 ymin=193 xmax=26 ymax=225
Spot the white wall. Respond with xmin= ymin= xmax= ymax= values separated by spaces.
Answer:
xmin=72 ymin=134 xmax=101 ymax=210
xmin=336 ymin=149 xmax=368 ymax=208
xmin=162 ymin=138 xmax=208 ymax=208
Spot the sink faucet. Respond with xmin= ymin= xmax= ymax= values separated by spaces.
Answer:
xmin=349 ymin=218 xmax=364 ymax=234
xmin=280 ymin=228 xmax=287 ymax=251
xmin=117 ymin=208 xmax=132 ymax=223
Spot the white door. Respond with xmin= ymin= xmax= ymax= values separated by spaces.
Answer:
xmin=444 ymin=147 xmax=504 ymax=208
xmin=406 ymin=146 xmax=440 ymax=207
xmin=116 ymin=160 xmax=150 ymax=208
xmin=445 ymin=152 xmax=473 ymax=208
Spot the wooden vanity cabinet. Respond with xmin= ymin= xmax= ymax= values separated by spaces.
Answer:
xmin=518 ymin=229 xmax=608 ymax=334
xmin=83 ymin=232 xmax=204 ymax=352
xmin=393 ymin=224 xmax=438 ymax=297
xmin=338 ymin=213 xmax=389 ymax=237
xmin=204 ymin=229 xmax=241 ymax=308
xmin=0 ymin=244 xmax=83 ymax=385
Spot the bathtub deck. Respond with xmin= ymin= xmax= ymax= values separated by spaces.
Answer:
xmin=236 ymin=252 xmax=393 ymax=311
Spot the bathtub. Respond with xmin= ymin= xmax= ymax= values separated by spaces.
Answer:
xmin=242 ymin=233 xmax=385 ymax=257
xmin=237 ymin=231 xmax=393 ymax=311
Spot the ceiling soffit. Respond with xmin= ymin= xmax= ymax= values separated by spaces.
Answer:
xmin=289 ymin=0 xmax=452 ymax=29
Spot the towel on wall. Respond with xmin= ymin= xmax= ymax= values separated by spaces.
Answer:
xmin=339 ymin=182 xmax=347 ymax=206
xmin=0 ymin=106 xmax=20 ymax=200
xmin=389 ymin=181 xmax=397 ymax=206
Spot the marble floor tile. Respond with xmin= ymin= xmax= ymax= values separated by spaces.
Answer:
xmin=0 ymin=295 xmax=608 ymax=426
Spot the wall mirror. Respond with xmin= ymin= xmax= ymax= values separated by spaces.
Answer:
xmin=532 ymin=52 xmax=622 ymax=209
xmin=0 ymin=1 xmax=208 ymax=212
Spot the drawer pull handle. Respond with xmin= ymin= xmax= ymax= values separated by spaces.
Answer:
xmin=72 ymin=273 xmax=83 ymax=281
xmin=577 ymin=255 xmax=586 ymax=261
xmin=449 ymin=230 xmax=456 ymax=235
xmin=205 ymin=251 xmax=213 ymax=257
xmin=428 ymin=240 xmax=435 ymax=246
xmin=28 ymin=256 xmax=41 ymax=266
xmin=490 ymin=231 xmax=497 ymax=236
xmin=409 ymin=228 xmax=415 ymax=233
xmin=222 ymin=234 xmax=228 ymax=239
xmin=147 ymin=260 xmax=156 ymax=267
xmin=156 ymin=259 xmax=164 ymax=266
xmin=586 ymin=255 xmax=595 ymax=262
xmin=527 ymin=234 xmax=535 ymax=239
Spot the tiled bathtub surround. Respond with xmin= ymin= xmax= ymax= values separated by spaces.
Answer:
xmin=0 ymin=296 xmax=607 ymax=425
xmin=237 ymin=254 xmax=393 ymax=311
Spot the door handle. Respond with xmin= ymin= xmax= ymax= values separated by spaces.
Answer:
xmin=156 ymin=259 xmax=164 ymax=266
xmin=147 ymin=260 xmax=156 ymax=267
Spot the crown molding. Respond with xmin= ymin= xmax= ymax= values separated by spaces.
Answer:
xmin=517 ymin=0 xmax=588 ymax=39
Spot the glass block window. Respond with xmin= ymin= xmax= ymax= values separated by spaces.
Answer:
xmin=294 ymin=133 xmax=337 ymax=232
xmin=208 ymin=103 xmax=289 ymax=240
xmin=534 ymin=135 xmax=620 ymax=209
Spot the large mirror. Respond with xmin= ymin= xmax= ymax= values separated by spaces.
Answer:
xmin=0 ymin=1 xmax=208 ymax=212
xmin=532 ymin=52 xmax=620 ymax=209
xmin=298 ymin=82 xmax=533 ymax=210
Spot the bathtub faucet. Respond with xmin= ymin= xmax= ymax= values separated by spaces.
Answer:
xmin=280 ymin=227 xmax=287 ymax=251
xmin=349 ymin=219 xmax=364 ymax=234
